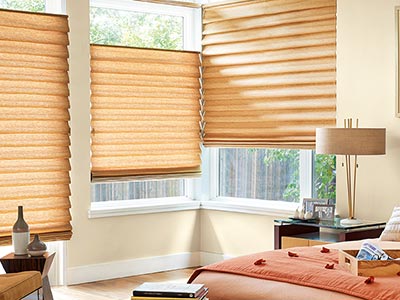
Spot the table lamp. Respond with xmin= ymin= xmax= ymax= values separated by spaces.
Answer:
xmin=316 ymin=119 xmax=386 ymax=225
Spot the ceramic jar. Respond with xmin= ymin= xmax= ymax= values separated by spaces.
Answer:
xmin=27 ymin=234 xmax=47 ymax=256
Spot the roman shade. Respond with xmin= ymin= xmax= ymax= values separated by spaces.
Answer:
xmin=90 ymin=45 xmax=202 ymax=181
xmin=202 ymin=0 xmax=337 ymax=148
xmin=0 ymin=9 xmax=72 ymax=244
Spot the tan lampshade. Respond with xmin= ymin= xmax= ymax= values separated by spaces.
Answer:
xmin=316 ymin=128 xmax=386 ymax=155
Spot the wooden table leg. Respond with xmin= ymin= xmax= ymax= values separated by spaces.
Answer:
xmin=41 ymin=253 xmax=55 ymax=300
xmin=42 ymin=275 xmax=53 ymax=300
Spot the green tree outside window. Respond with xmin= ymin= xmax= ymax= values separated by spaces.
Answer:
xmin=264 ymin=149 xmax=336 ymax=201
xmin=90 ymin=7 xmax=183 ymax=50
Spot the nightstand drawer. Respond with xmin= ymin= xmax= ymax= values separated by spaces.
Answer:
xmin=281 ymin=236 xmax=309 ymax=248
xmin=309 ymin=240 xmax=329 ymax=247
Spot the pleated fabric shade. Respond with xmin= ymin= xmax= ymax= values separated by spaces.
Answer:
xmin=201 ymin=0 xmax=337 ymax=148
xmin=0 ymin=9 xmax=72 ymax=245
xmin=90 ymin=45 xmax=202 ymax=181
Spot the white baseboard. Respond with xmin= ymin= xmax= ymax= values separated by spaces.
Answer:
xmin=200 ymin=251 xmax=233 ymax=266
xmin=67 ymin=251 xmax=201 ymax=285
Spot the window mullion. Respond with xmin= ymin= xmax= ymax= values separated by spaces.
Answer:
xmin=299 ymin=150 xmax=313 ymax=202
xmin=45 ymin=0 xmax=66 ymax=13
xmin=185 ymin=179 xmax=194 ymax=199
xmin=209 ymin=148 xmax=219 ymax=199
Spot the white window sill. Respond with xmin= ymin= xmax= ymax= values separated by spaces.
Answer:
xmin=200 ymin=197 xmax=299 ymax=217
xmin=88 ymin=197 xmax=200 ymax=219
xmin=88 ymin=197 xmax=298 ymax=219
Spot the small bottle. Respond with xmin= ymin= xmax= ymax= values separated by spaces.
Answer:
xmin=12 ymin=206 xmax=30 ymax=255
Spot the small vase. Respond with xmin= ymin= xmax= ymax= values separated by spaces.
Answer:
xmin=27 ymin=234 xmax=47 ymax=257
xmin=304 ymin=211 xmax=314 ymax=220
xmin=12 ymin=206 xmax=30 ymax=255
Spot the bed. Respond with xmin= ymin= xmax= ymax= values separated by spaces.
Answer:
xmin=189 ymin=239 xmax=400 ymax=300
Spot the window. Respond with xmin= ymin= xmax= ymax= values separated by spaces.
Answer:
xmin=90 ymin=5 xmax=184 ymax=50
xmin=0 ymin=1 xmax=71 ymax=243
xmin=217 ymin=148 xmax=336 ymax=204
xmin=312 ymin=151 xmax=336 ymax=200
xmin=92 ymin=179 xmax=187 ymax=202
xmin=0 ymin=0 xmax=68 ymax=285
xmin=90 ymin=0 xmax=198 ymax=50
xmin=219 ymin=148 xmax=300 ymax=201
xmin=0 ymin=0 xmax=45 ymax=12
xmin=202 ymin=0 xmax=337 ymax=210
xmin=90 ymin=0 xmax=200 ymax=204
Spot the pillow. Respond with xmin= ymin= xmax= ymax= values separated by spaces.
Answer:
xmin=380 ymin=206 xmax=400 ymax=241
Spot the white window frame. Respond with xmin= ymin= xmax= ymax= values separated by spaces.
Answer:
xmin=45 ymin=0 xmax=66 ymax=13
xmin=88 ymin=0 xmax=201 ymax=218
xmin=201 ymin=148 xmax=313 ymax=217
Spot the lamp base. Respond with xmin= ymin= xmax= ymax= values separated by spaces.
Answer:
xmin=340 ymin=218 xmax=362 ymax=226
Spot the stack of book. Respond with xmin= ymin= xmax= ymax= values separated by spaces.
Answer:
xmin=132 ymin=282 xmax=208 ymax=300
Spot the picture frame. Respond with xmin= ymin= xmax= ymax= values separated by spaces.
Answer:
xmin=302 ymin=198 xmax=329 ymax=216
xmin=313 ymin=204 xmax=335 ymax=221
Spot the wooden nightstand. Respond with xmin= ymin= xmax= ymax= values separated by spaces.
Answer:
xmin=0 ymin=252 xmax=55 ymax=300
xmin=274 ymin=219 xmax=386 ymax=249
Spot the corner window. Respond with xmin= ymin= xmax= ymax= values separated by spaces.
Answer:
xmin=216 ymin=148 xmax=336 ymax=204
xmin=90 ymin=0 xmax=199 ymax=204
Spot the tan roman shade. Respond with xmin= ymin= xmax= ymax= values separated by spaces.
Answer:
xmin=202 ymin=0 xmax=337 ymax=148
xmin=0 ymin=9 xmax=72 ymax=244
xmin=90 ymin=45 xmax=202 ymax=181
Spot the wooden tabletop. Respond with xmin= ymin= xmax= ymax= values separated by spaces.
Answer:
xmin=0 ymin=251 xmax=55 ymax=277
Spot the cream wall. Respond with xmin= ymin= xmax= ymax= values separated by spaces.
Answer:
xmin=66 ymin=0 xmax=200 ymax=272
xmin=200 ymin=0 xmax=400 ymax=256
xmin=200 ymin=210 xmax=277 ymax=256
xmin=336 ymin=0 xmax=400 ymax=221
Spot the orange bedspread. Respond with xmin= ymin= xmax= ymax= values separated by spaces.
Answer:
xmin=188 ymin=247 xmax=400 ymax=300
